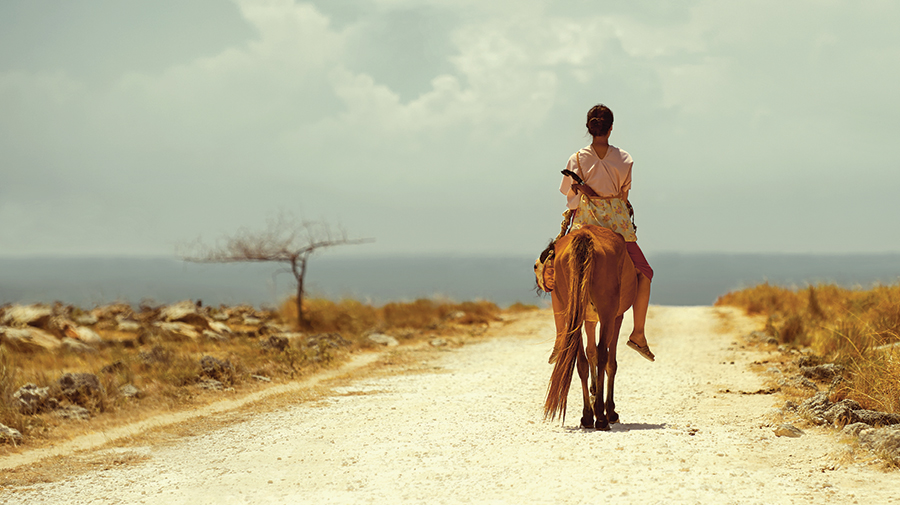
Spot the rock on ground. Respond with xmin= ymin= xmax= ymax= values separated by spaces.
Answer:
xmin=0 ymin=327 xmax=62 ymax=352
xmin=56 ymin=373 xmax=104 ymax=407
xmin=858 ymin=426 xmax=900 ymax=466
xmin=368 ymin=333 xmax=399 ymax=346
xmin=0 ymin=424 xmax=23 ymax=445
xmin=800 ymin=363 xmax=844 ymax=381
xmin=158 ymin=301 xmax=210 ymax=329
xmin=54 ymin=405 xmax=91 ymax=421
xmin=200 ymin=356 xmax=234 ymax=383
xmin=63 ymin=325 xmax=102 ymax=344
xmin=774 ymin=424 xmax=804 ymax=438
xmin=13 ymin=384 xmax=58 ymax=414
xmin=0 ymin=304 xmax=52 ymax=327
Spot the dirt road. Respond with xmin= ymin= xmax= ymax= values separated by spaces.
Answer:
xmin=3 ymin=306 xmax=899 ymax=504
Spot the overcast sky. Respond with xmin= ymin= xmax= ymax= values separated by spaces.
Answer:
xmin=2 ymin=0 xmax=898 ymax=258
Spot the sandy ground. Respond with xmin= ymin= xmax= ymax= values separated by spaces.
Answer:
xmin=2 ymin=306 xmax=900 ymax=505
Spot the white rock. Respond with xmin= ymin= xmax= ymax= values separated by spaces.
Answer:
xmin=774 ymin=424 xmax=804 ymax=438
xmin=117 ymin=320 xmax=141 ymax=332
xmin=159 ymin=301 xmax=209 ymax=329
xmin=159 ymin=300 xmax=198 ymax=321
xmin=65 ymin=325 xmax=103 ymax=344
xmin=368 ymin=333 xmax=399 ymax=347
xmin=0 ymin=327 xmax=62 ymax=352
xmin=203 ymin=330 xmax=228 ymax=342
xmin=156 ymin=322 xmax=201 ymax=340
xmin=119 ymin=384 xmax=141 ymax=398
xmin=208 ymin=321 xmax=232 ymax=334
xmin=1 ymin=304 xmax=52 ymax=327
xmin=62 ymin=337 xmax=97 ymax=354
xmin=0 ymin=423 xmax=23 ymax=445
xmin=73 ymin=313 xmax=99 ymax=326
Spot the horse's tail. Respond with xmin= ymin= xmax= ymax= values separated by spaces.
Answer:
xmin=544 ymin=231 xmax=593 ymax=422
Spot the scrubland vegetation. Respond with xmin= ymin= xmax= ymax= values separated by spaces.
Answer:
xmin=716 ymin=283 xmax=900 ymax=414
xmin=290 ymin=297 xmax=505 ymax=333
xmin=0 ymin=297 xmax=532 ymax=449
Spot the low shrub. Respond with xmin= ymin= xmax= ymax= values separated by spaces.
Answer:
xmin=716 ymin=283 xmax=900 ymax=413
xmin=0 ymin=349 xmax=25 ymax=434
xmin=280 ymin=297 xmax=501 ymax=336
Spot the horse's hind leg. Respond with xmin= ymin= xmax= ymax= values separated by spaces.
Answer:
xmin=592 ymin=309 xmax=618 ymax=431
xmin=604 ymin=315 xmax=625 ymax=425
xmin=583 ymin=319 xmax=599 ymax=398
xmin=576 ymin=335 xmax=593 ymax=429
xmin=592 ymin=335 xmax=610 ymax=431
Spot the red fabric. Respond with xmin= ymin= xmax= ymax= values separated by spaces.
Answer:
xmin=626 ymin=242 xmax=653 ymax=281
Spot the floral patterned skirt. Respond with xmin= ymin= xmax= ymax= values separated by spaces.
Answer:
xmin=571 ymin=194 xmax=637 ymax=242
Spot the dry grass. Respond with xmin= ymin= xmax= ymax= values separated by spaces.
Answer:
xmin=278 ymin=297 xmax=503 ymax=336
xmin=0 ymin=349 xmax=26 ymax=435
xmin=504 ymin=302 xmax=541 ymax=314
xmin=0 ymin=297 xmax=504 ymax=451
xmin=716 ymin=283 xmax=900 ymax=413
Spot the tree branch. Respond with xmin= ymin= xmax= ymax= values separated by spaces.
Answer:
xmin=178 ymin=213 xmax=373 ymax=328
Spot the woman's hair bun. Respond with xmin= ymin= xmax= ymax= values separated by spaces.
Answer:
xmin=586 ymin=104 xmax=614 ymax=136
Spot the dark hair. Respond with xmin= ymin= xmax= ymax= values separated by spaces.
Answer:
xmin=586 ymin=104 xmax=613 ymax=137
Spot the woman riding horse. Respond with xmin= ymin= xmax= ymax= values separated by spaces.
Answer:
xmin=541 ymin=104 xmax=657 ymax=429
xmin=559 ymin=104 xmax=655 ymax=362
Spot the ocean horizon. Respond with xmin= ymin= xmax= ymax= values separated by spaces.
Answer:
xmin=1 ymin=253 xmax=899 ymax=310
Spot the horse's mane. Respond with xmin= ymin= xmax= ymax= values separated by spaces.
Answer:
xmin=539 ymin=240 xmax=555 ymax=263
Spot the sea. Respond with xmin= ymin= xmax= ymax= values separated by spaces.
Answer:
xmin=1 ymin=254 xmax=900 ymax=310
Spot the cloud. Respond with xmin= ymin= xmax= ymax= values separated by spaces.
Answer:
xmin=1 ymin=0 xmax=899 ymax=256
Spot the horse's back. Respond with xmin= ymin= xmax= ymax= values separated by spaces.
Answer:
xmin=567 ymin=225 xmax=637 ymax=317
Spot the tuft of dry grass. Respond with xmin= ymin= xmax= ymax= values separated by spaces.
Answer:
xmin=1 ymin=348 xmax=26 ymax=435
xmin=287 ymin=298 xmax=379 ymax=336
xmin=505 ymin=302 xmax=541 ymax=314
xmin=716 ymin=283 xmax=900 ymax=413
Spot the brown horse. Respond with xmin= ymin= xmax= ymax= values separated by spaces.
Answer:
xmin=544 ymin=224 xmax=637 ymax=430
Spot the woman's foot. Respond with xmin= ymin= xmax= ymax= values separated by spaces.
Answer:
xmin=626 ymin=339 xmax=655 ymax=362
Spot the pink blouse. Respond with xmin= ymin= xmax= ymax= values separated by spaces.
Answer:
xmin=559 ymin=145 xmax=633 ymax=210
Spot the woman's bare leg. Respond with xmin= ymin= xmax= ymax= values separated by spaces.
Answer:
xmin=629 ymin=272 xmax=652 ymax=349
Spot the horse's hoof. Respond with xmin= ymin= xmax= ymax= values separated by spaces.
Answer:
xmin=580 ymin=416 xmax=594 ymax=429
xmin=608 ymin=412 xmax=620 ymax=424
xmin=595 ymin=419 xmax=610 ymax=431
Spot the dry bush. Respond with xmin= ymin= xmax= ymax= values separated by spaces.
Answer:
xmin=837 ymin=351 xmax=900 ymax=414
xmin=445 ymin=301 xmax=501 ymax=325
xmin=506 ymin=302 xmax=540 ymax=313
xmin=0 ymin=348 xmax=25 ymax=434
xmin=716 ymin=282 xmax=805 ymax=315
xmin=716 ymin=283 xmax=900 ymax=413
xmin=280 ymin=298 xmax=378 ymax=337
xmin=381 ymin=299 xmax=443 ymax=329
xmin=281 ymin=297 xmax=502 ymax=336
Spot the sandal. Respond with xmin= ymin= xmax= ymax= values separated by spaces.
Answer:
xmin=627 ymin=340 xmax=655 ymax=362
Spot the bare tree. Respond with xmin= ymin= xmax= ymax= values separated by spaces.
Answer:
xmin=181 ymin=215 xmax=372 ymax=327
